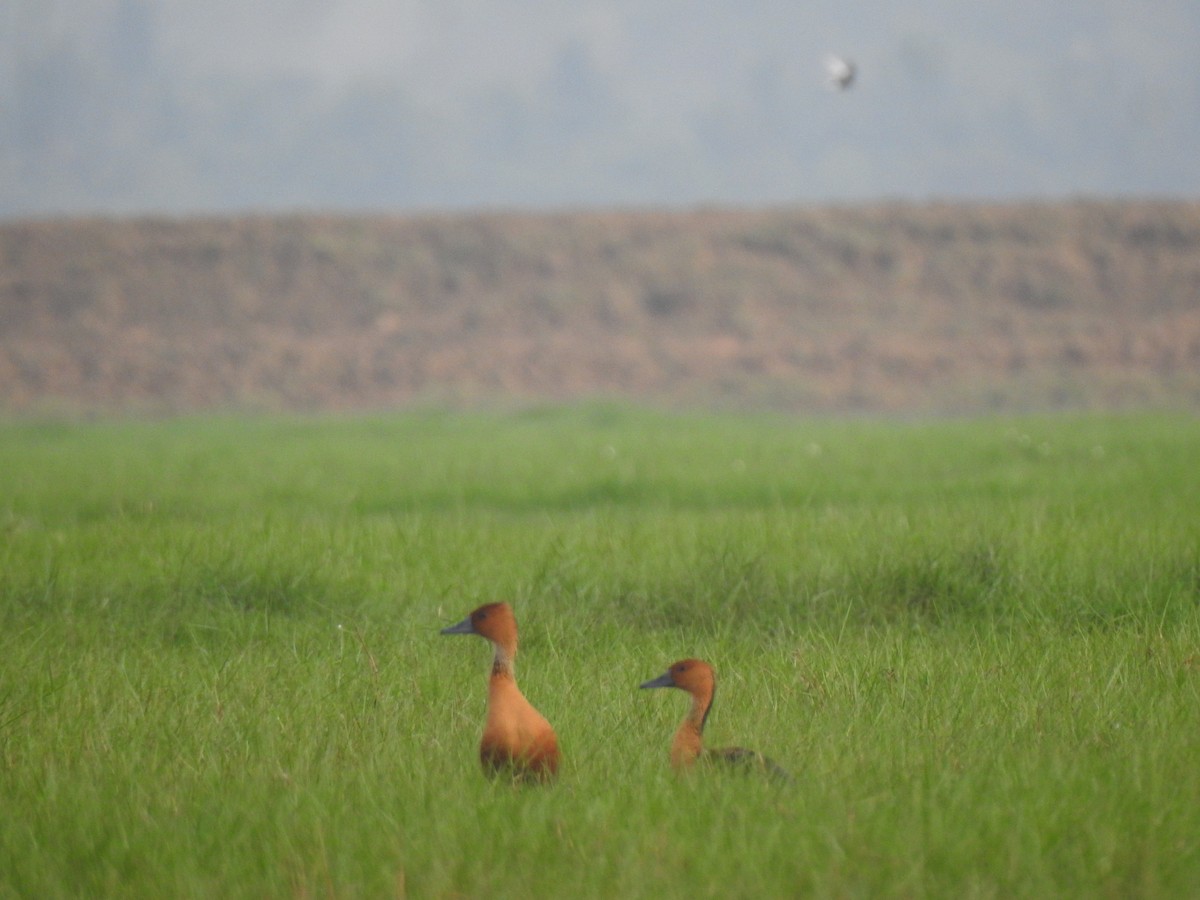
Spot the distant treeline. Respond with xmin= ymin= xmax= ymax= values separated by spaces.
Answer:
xmin=2 ymin=200 xmax=1199 ymax=415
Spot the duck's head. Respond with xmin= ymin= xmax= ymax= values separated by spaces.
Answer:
xmin=441 ymin=602 xmax=518 ymax=648
xmin=639 ymin=658 xmax=715 ymax=695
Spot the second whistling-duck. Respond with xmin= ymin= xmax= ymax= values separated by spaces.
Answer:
xmin=441 ymin=602 xmax=560 ymax=783
xmin=640 ymin=658 xmax=790 ymax=779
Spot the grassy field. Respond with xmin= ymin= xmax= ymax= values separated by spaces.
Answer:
xmin=1 ymin=406 xmax=1198 ymax=898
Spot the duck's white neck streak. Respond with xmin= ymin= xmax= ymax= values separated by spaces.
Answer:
xmin=490 ymin=641 xmax=517 ymax=679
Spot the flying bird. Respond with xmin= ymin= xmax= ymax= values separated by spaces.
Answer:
xmin=441 ymin=602 xmax=560 ymax=783
xmin=825 ymin=54 xmax=857 ymax=90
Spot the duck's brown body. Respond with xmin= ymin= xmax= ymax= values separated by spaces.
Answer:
xmin=442 ymin=603 xmax=560 ymax=782
xmin=480 ymin=659 xmax=559 ymax=778
xmin=640 ymin=658 xmax=789 ymax=779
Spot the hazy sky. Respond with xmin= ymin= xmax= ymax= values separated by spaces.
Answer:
xmin=3 ymin=0 xmax=1199 ymax=217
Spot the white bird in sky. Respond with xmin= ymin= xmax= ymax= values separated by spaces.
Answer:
xmin=825 ymin=54 xmax=857 ymax=90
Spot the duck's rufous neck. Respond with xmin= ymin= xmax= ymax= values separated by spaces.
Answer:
xmin=670 ymin=682 xmax=714 ymax=768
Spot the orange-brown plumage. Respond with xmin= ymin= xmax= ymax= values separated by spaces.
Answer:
xmin=441 ymin=602 xmax=560 ymax=783
xmin=640 ymin=658 xmax=790 ymax=779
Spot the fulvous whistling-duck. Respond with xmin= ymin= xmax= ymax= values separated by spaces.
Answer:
xmin=441 ymin=602 xmax=560 ymax=782
xmin=640 ymin=658 xmax=790 ymax=779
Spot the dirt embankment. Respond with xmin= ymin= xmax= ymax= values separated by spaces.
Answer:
xmin=2 ymin=200 xmax=1199 ymax=416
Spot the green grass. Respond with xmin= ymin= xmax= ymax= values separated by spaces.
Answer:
xmin=1 ymin=406 xmax=1198 ymax=897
